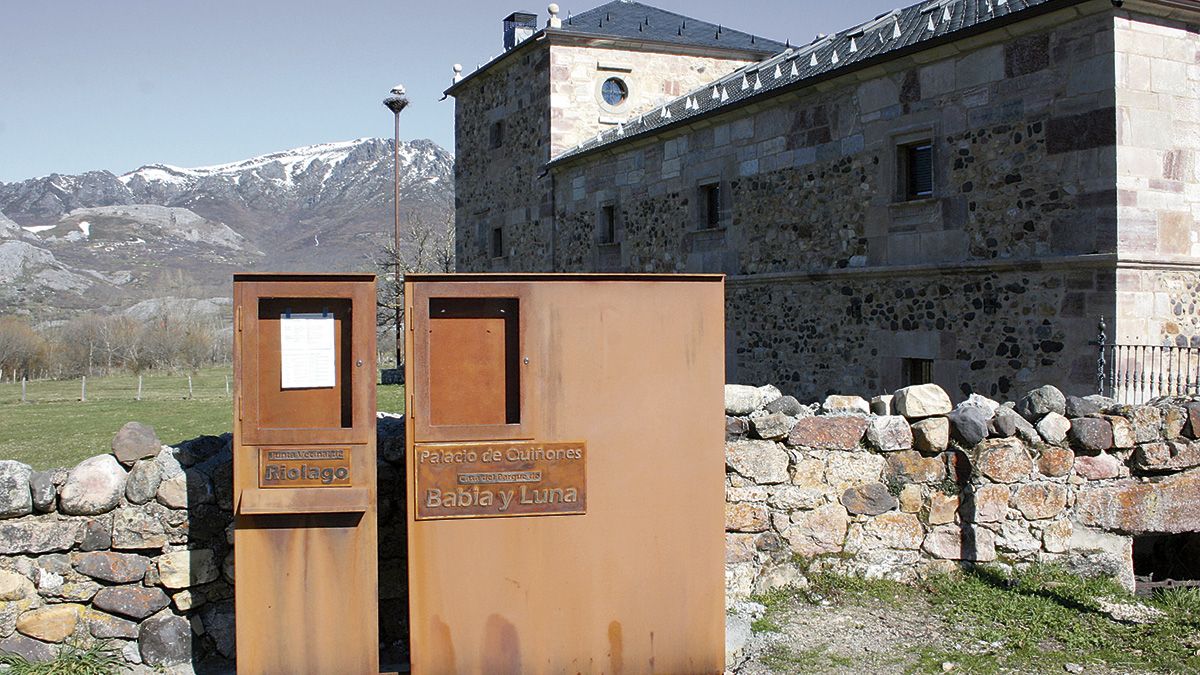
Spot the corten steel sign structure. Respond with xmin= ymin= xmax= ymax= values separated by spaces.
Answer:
xmin=404 ymin=274 xmax=726 ymax=674
xmin=232 ymin=273 xmax=380 ymax=675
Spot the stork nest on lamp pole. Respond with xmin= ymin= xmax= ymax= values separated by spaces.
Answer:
xmin=384 ymin=95 xmax=409 ymax=114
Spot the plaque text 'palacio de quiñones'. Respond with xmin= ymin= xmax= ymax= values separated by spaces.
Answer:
xmin=415 ymin=441 xmax=587 ymax=519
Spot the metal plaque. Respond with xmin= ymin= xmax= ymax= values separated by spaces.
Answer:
xmin=258 ymin=448 xmax=351 ymax=488
xmin=414 ymin=441 xmax=586 ymax=519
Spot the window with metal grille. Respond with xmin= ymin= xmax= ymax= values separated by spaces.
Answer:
xmin=902 ymin=358 xmax=933 ymax=386
xmin=491 ymin=226 xmax=503 ymax=258
xmin=900 ymin=141 xmax=934 ymax=200
xmin=699 ymin=182 xmax=721 ymax=229
xmin=600 ymin=204 xmax=616 ymax=244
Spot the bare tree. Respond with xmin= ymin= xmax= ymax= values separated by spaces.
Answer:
xmin=0 ymin=317 xmax=46 ymax=380
xmin=55 ymin=315 xmax=105 ymax=377
xmin=109 ymin=316 xmax=145 ymax=374
xmin=375 ymin=208 xmax=455 ymax=364
xmin=0 ymin=308 xmax=230 ymax=380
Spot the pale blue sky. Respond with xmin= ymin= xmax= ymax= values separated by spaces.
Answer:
xmin=0 ymin=0 xmax=898 ymax=182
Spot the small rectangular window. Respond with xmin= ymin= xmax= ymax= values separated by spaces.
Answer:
xmin=489 ymin=121 xmax=504 ymax=149
xmin=899 ymin=141 xmax=933 ymax=200
xmin=600 ymin=204 xmax=616 ymax=244
xmin=699 ymin=182 xmax=721 ymax=229
xmin=490 ymin=226 xmax=504 ymax=258
xmin=902 ymin=358 xmax=934 ymax=387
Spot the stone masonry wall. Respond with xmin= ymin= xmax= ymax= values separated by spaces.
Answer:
xmin=727 ymin=264 xmax=1114 ymax=400
xmin=549 ymin=45 xmax=753 ymax=157
xmin=1114 ymin=11 xmax=1200 ymax=345
xmin=453 ymin=45 xmax=553 ymax=273
xmin=544 ymin=6 xmax=1132 ymax=397
xmin=722 ymin=381 xmax=1200 ymax=604
xmin=551 ymin=7 xmax=1118 ymax=272
xmin=454 ymin=41 xmax=754 ymax=274
xmin=0 ymin=416 xmax=407 ymax=671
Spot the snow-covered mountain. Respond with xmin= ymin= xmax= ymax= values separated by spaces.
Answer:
xmin=0 ymin=138 xmax=453 ymax=319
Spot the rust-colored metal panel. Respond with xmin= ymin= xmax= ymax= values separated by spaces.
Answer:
xmin=233 ymin=273 xmax=379 ymax=675
xmin=414 ymin=440 xmax=586 ymax=519
xmin=238 ymin=279 xmax=373 ymax=447
xmin=428 ymin=309 xmax=512 ymax=426
xmin=404 ymin=274 xmax=726 ymax=674
xmin=411 ymin=283 xmax=534 ymax=443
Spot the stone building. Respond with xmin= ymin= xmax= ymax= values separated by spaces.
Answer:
xmin=446 ymin=0 xmax=1200 ymax=402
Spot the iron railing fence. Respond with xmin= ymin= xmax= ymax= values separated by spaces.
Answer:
xmin=1094 ymin=318 xmax=1200 ymax=404
xmin=1102 ymin=343 xmax=1200 ymax=404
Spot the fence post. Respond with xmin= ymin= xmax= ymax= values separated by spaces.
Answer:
xmin=188 ymin=375 xmax=193 ymax=400
xmin=137 ymin=375 xmax=143 ymax=402
xmin=21 ymin=378 xmax=26 ymax=403
xmin=225 ymin=375 xmax=230 ymax=397
xmin=81 ymin=376 xmax=87 ymax=402
xmin=1096 ymin=316 xmax=1107 ymax=398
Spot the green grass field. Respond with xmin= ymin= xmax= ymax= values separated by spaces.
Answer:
xmin=0 ymin=368 xmax=405 ymax=470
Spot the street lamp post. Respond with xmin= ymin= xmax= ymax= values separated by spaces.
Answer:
xmin=383 ymin=85 xmax=409 ymax=369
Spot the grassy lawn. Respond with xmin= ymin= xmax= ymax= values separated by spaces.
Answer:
xmin=914 ymin=566 xmax=1200 ymax=673
xmin=0 ymin=368 xmax=406 ymax=470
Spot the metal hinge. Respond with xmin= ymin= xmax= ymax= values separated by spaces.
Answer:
xmin=236 ymin=394 xmax=243 ymax=422
xmin=236 ymin=306 xmax=242 ymax=332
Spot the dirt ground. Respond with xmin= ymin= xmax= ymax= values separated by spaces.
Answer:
xmin=733 ymin=594 xmax=952 ymax=674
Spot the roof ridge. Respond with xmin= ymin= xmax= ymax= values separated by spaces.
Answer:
xmin=560 ymin=0 xmax=787 ymax=53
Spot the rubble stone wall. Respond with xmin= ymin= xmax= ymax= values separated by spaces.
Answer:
xmin=452 ymin=44 xmax=554 ymax=273
xmin=726 ymin=264 xmax=1113 ymax=400
xmin=0 ymin=415 xmax=407 ymax=671
xmin=723 ymin=382 xmax=1200 ymax=602
xmin=4 ymin=384 xmax=1197 ymax=668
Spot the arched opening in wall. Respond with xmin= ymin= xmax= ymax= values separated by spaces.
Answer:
xmin=1132 ymin=533 xmax=1200 ymax=596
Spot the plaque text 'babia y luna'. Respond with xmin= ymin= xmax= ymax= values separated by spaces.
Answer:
xmin=414 ymin=441 xmax=586 ymax=519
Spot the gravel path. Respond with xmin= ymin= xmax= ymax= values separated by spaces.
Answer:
xmin=731 ymin=593 xmax=1162 ymax=675
xmin=733 ymin=594 xmax=952 ymax=674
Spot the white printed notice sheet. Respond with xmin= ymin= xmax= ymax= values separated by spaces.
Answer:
xmin=279 ymin=313 xmax=336 ymax=389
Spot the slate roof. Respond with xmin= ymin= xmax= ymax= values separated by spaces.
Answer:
xmin=445 ymin=1 xmax=787 ymax=96
xmin=557 ymin=1 xmax=788 ymax=56
xmin=551 ymin=0 xmax=1073 ymax=165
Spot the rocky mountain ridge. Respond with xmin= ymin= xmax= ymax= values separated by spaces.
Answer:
xmin=0 ymin=138 xmax=454 ymax=320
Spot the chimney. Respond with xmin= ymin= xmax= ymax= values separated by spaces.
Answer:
xmin=504 ymin=12 xmax=538 ymax=50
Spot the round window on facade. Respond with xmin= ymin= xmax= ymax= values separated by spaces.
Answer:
xmin=600 ymin=77 xmax=628 ymax=107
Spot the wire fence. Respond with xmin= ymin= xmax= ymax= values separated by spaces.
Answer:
xmin=0 ymin=370 xmax=233 ymax=405
xmin=0 ymin=367 xmax=405 ymax=409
